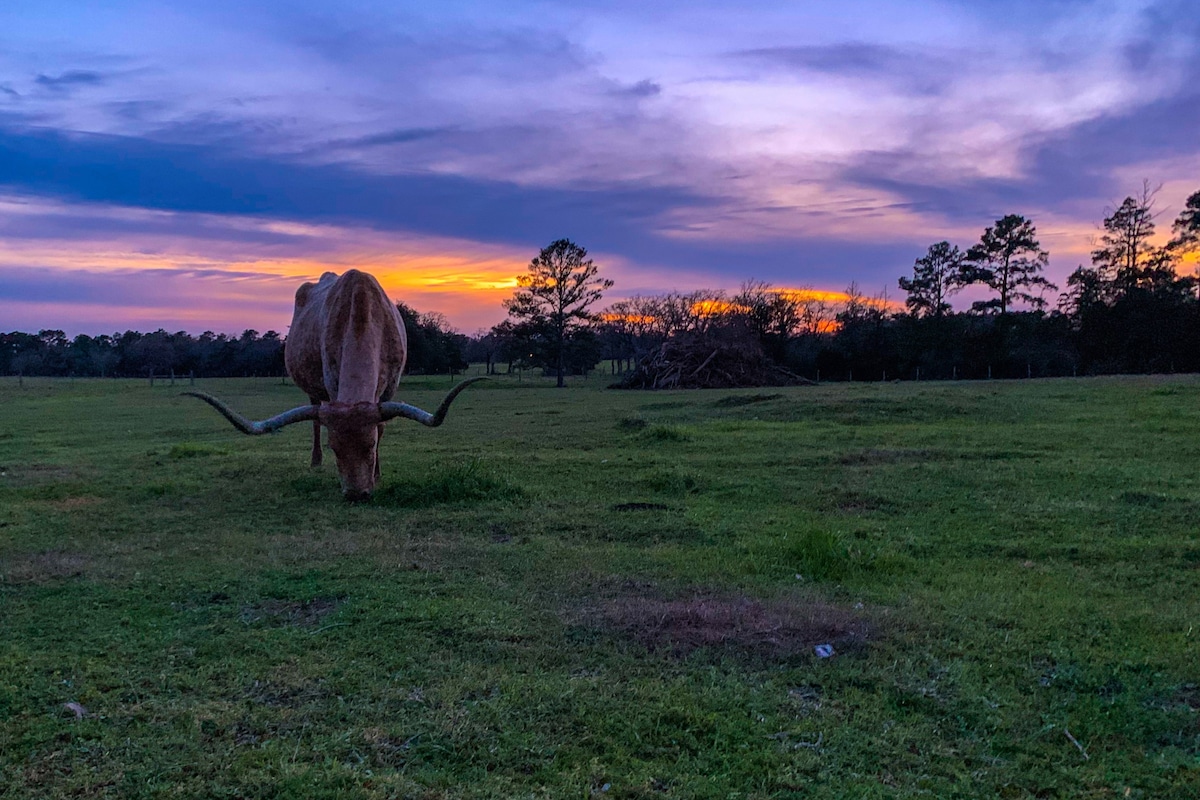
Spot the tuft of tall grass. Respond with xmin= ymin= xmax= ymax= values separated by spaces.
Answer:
xmin=643 ymin=467 xmax=702 ymax=495
xmin=641 ymin=424 xmax=691 ymax=442
xmin=372 ymin=460 xmax=521 ymax=508
xmin=772 ymin=528 xmax=888 ymax=582
xmin=168 ymin=442 xmax=228 ymax=458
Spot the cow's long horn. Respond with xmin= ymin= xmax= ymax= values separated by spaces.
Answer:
xmin=378 ymin=377 xmax=487 ymax=427
xmin=183 ymin=391 xmax=318 ymax=434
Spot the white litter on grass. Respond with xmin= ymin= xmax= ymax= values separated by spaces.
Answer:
xmin=63 ymin=702 xmax=88 ymax=719
xmin=814 ymin=644 xmax=835 ymax=658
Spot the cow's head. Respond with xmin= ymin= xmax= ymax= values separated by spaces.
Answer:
xmin=183 ymin=377 xmax=484 ymax=501
xmin=319 ymin=402 xmax=383 ymax=501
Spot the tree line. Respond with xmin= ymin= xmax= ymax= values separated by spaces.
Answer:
xmin=488 ymin=185 xmax=1200 ymax=384
xmin=3 ymin=305 xmax=469 ymax=378
xmin=8 ymin=185 xmax=1199 ymax=384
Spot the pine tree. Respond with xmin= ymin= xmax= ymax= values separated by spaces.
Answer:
xmin=503 ymin=239 xmax=613 ymax=387
xmin=963 ymin=214 xmax=1055 ymax=314
xmin=898 ymin=241 xmax=965 ymax=318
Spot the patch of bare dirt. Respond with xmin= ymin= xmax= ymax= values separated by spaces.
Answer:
xmin=0 ymin=463 xmax=78 ymax=486
xmin=240 ymin=597 xmax=344 ymax=628
xmin=586 ymin=588 xmax=872 ymax=660
xmin=0 ymin=550 xmax=93 ymax=584
xmin=48 ymin=496 xmax=103 ymax=511
xmin=1146 ymin=683 xmax=1200 ymax=712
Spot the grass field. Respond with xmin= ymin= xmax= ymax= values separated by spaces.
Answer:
xmin=2 ymin=372 xmax=1199 ymax=798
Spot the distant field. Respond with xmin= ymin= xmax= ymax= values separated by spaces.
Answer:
xmin=1 ymin=372 xmax=1198 ymax=798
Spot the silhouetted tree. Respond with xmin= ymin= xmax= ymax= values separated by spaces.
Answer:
xmin=1169 ymin=189 xmax=1200 ymax=258
xmin=962 ymin=214 xmax=1056 ymax=313
xmin=396 ymin=303 xmax=467 ymax=374
xmin=1090 ymin=183 xmax=1173 ymax=296
xmin=1056 ymin=188 xmax=1199 ymax=373
xmin=898 ymin=241 xmax=965 ymax=318
xmin=731 ymin=281 xmax=804 ymax=363
xmin=503 ymin=238 xmax=612 ymax=387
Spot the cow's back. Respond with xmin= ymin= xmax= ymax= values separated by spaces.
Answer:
xmin=285 ymin=272 xmax=339 ymax=401
xmin=285 ymin=270 xmax=407 ymax=404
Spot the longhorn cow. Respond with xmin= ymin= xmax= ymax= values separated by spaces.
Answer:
xmin=185 ymin=269 xmax=483 ymax=500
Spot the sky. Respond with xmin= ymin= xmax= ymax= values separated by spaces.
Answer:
xmin=1 ymin=0 xmax=1198 ymax=335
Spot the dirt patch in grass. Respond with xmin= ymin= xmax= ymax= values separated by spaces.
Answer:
xmin=1146 ymin=683 xmax=1200 ymax=712
xmin=47 ymin=495 xmax=104 ymax=511
xmin=240 ymin=596 xmax=344 ymax=628
xmin=0 ymin=463 xmax=78 ymax=486
xmin=588 ymin=588 xmax=872 ymax=660
xmin=0 ymin=550 xmax=94 ymax=584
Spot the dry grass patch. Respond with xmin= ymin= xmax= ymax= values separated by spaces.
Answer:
xmin=263 ymin=529 xmax=362 ymax=565
xmin=262 ymin=527 xmax=465 ymax=573
xmin=240 ymin=596 xmax=344 ymax=628
xmin=588 ymin=587 xmax=873 ymax=660
xmin=0 ymin=549 xmax=95 ymax=584
xmin=0 ymin=462 xmax=78 ymax=485
xmin=48 ymin=495 xmax=104 ymax=511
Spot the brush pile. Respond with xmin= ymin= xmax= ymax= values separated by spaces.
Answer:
xmin=612 ymin=337 xmax=816 ymax=390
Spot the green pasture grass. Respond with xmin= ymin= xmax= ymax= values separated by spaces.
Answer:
xmin=1 ymin=372 xmax=1198 ymax=798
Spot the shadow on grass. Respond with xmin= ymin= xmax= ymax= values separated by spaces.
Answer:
xmin=713 ymin=393 xmax=782 ymax=408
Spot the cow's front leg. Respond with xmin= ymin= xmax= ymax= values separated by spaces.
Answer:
xmin=374 ymin=424 xmax=384 ymax=483
xmin=310 ymin=414 xmax=322 ymax=467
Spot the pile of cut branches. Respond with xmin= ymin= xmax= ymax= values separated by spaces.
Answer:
xmin=612 ymin=337 xmax=816 ymax=390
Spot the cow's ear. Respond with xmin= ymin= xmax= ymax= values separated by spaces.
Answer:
xmin=295 ymin=282 xmax=314 ymax=308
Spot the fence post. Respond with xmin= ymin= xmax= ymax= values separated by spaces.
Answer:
xmin=190 ymin=371 xmax=195 ymax=386
xmin=149 ymin=370 xmax=155 ymax=387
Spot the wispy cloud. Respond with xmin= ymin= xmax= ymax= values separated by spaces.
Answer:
xmin=34 ymin=70 xmax=106 ymax=92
